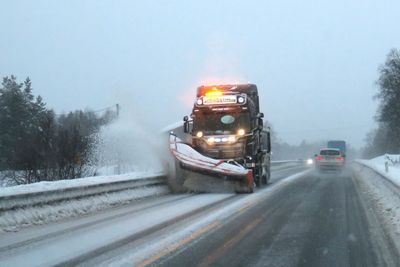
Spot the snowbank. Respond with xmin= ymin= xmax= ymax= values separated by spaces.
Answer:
xmin=0 ymin=185 xmax=169 ymax=232
xmin=358 ymin=154 xmax=400 ymax=187
xmin=353 ymin=163 xmax=400 ymax=252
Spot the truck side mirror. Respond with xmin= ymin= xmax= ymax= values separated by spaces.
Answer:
xmin=257 ymin=113 xmax=264 ymax=118
xmin=267 ymin=132 xmax=271 ymax=153
xmin=183 ymin=121 xmax=189 ymax=133
xmin=258 ymin=118 xmax=263 ymax=128
xmin=183 ymin=116 xmax=191 ymax=133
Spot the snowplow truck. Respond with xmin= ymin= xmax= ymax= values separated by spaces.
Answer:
xmin=171 ymin=84 xmax=271 ymax=193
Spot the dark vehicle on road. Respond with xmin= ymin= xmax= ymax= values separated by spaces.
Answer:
xmin=183 ymin=84 xmax=272 ymax=188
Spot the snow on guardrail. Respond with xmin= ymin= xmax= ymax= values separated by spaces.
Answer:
xmin=0 ymin=161 xmax=303 ymax=211
xmin=0 ymin=171 xmax=167 ymax=211
xmin=0 ymin=161 xmax=303 ymax=232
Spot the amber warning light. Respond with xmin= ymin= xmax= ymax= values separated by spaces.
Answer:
xmin=196 ymin=86 xmax=247 ymax=106
xmin=204 ymin=87 xmax=223 ymax=97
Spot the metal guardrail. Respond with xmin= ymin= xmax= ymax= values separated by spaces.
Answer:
xmin=0 ymin=175 xmax=167 ymax=211
xmin=270 ymin=160 xmax=306 ymax=170
xmin=271 ymin=160 xmax=304 ymax=165
xmin=0 ymin=161 xmax=304 ymax=212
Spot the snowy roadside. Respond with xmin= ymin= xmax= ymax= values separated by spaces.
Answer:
xmin=352 ymin=162 xmax=400 ymax=253
xmin=0 ymin=185 xmax=169 ymax=233
xmin=0 ymin=170 xmax=169 ymax=233
xmin=0 ymin=170 xmax=165 ymax=197
xmin=357 ymin=154 xmax=400 ymax=187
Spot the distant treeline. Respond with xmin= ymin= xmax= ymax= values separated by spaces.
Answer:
xmin=0 ymin=76 xmax=117 ymax=184
xmin=363 ymin=48 xmax=400 ymax=158
xmin=271 ymin=139 xmax=359 ymax=161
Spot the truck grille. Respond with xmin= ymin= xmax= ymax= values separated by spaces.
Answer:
xmin=199 ymin=142 xmax=245 ymax=160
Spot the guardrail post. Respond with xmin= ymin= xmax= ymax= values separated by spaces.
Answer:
xmin=385 ymin=161 xmax=389 ymax=173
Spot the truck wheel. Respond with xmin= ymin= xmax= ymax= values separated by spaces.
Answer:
xmin=262 ymin=168 xmax=270 ymax=185
xmin=167 ymin=160 xmax=186 ymax=193
xmin=261 ymin=174 xmax=267 ymax=185
xmin=255 ymin=164 xmax=263 ymax=187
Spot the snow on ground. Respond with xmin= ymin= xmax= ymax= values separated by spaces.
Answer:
xmin=101 ymin=170 xmax=310 ymax=267
xmin=358 ymin=154 xmax=400 ymax=187
xmin=0 ymin=184 xmax=170 ymax=233
xmin=0 ymin=170 xmax=164 ymax=197
xmin=353 ymin=160 xmax=400 ymax=253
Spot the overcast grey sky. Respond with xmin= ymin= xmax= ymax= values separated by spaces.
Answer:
xmin=1 ymin=0 xmax=400 ymax=148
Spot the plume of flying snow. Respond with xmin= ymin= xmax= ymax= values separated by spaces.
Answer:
xmin=91 ymin=95 xmax=166 ymax=176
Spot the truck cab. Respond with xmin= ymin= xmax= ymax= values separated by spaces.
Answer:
xmin=183 ymin=84 xmax=271 ymax=186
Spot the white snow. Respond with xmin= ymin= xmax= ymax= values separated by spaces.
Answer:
xmin=0 ymin=171 xmax=164 ymax=197
xmin=358 ymin=154 xmax=400 ymax=187
xmin=353 ymin=162 xmax=400 ymax=253
xmin=100 ymin=170 xmax=310 ymax=266
xmin=0 ymin=194 xmax=231 ymax=266
xmin=0 ymin=185 xmax=169 ymax=233
xmin=0 ymin=169 xmax=310 ymax=266
xmin=170 ymin=135 xmax=248 ymax=175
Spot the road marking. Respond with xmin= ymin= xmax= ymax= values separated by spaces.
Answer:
xmin=133 ymin=170 xmax=310 ymax=266
xmin=197 ymin=217 xmax=263 ymax=267
xmin=137 ymin=220 xmax=221 ymax=267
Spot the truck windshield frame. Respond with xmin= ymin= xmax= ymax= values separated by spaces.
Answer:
xmin=193 ymin=111 xmax=251 ymax=135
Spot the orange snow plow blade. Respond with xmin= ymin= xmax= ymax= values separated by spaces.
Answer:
xmin=169 ymin=134 xmax=254 ymax=193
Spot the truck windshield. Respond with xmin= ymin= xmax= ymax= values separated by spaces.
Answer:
xmin=193 ymin=112 xmax=251 ymax=135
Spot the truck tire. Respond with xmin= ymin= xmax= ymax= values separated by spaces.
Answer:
xmin=262 ymin=167 xmax=270 ymax=185
xmin=255 ymin=160 xmax=263 ymax=187
xmin=167 ymin=159 xmax=187 ymax=193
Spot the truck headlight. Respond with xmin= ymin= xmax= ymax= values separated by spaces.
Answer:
xmin=196 ymin=131 xmax=203 ymax=138
xmin=237 ymin=129 xmax=245 ymax=136
xmin=228 ymin=136 xmax=236 ymax=142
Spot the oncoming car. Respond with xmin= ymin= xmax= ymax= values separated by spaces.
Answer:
xmin=315 ymin=148 xmax=345 ymax=172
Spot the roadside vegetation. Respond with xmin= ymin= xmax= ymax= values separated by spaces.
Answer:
xmin=0 ymin=76 xmax=117 ymax=185
xmin=363 ymin=48 xmax=400 ymax=158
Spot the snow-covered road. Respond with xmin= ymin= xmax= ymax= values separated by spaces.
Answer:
xmin=2 ymin=162 xmax=398 ymax=267
xmin=0 ymin=166 xmax=307 ymax=266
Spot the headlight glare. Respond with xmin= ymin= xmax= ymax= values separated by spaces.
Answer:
xmin=237 ymin=129 xmax=245 ymax=136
